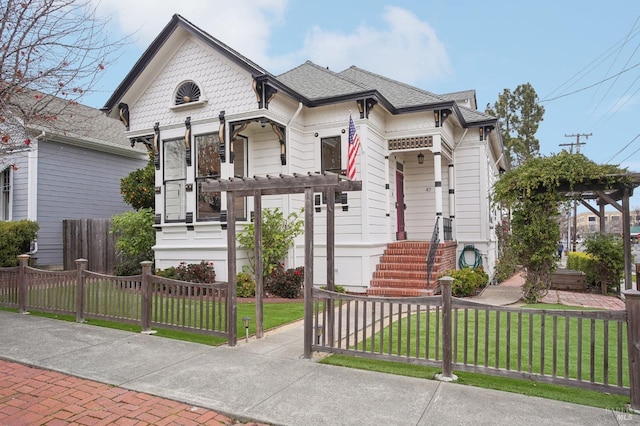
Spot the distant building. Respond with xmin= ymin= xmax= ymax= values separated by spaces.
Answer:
xmin=574 ymin=211 xmax=639 ymax=236
xmin=1 ymin=91 xmax=147 ymax=268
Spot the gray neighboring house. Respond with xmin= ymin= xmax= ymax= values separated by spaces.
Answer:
xmin=1 ymin=92 xmax=147 ymax=268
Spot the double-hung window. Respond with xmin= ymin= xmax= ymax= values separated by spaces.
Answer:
xmin=163 ymin=138 xmax=186 ymax=221
xmin=195 ymin=133 xmax=221 ymax=220
xmin=0 ymin=168 xmax=10 ymax=221
xmin=321 ymin=136 xmax=342 ymax=173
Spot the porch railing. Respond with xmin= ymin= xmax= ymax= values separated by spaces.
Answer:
xmin=443 ymin=217 xmax=453 ymax=241
xmin=426 ymin=217 xmax=440 ymax=285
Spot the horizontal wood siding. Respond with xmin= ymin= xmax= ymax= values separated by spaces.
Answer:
xmin=454 ymin=145 xmax=483 ymax=240
xmin=7 ymin=154 xmax=29 ymax=220
xmin=36 ymin=141 xmax=145 ymax=267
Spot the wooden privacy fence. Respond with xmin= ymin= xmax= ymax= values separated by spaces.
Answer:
xmin=63 ymin=218 xmax=118 ymax=273
xmin=0 ymin=255 xmax=229 ymax=339
xmin=306 ymin=277 xmax=640 ymax=411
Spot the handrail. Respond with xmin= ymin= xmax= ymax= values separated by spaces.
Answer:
xmin=426 ymin=217 xmax=440 ymax=285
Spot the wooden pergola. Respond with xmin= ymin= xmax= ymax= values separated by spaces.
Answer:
xmin=201 ymin=172 xmax=362 ymax=346
xmin=557 ymin=172 xmax=640 ymax=292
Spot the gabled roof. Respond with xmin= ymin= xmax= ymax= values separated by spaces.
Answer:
xmin=276 ymin=61 xmax=370 ymax=102
xmin=102 ymin=14 xmax=303 ymax=114
xmin=338 ymin=66 xmax=447 ymax=110
xmin=11 ymin=89 xmax=144 ymax=156
xmin=440 ymin=89 xmax=477 ymax=109
xmin=103 ymin=14 xmax=498 ymax=129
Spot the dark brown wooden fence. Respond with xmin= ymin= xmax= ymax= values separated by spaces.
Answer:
xmin=63 ymin=218 xmax=118 ymax=273
xmin=306 ymin=278 xmax=640 ymax=411
xmin=0 ymin=256 xmax=229 ymax=340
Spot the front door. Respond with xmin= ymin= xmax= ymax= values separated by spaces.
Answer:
xmin=396 ymin=170 xmax=406 ymax=240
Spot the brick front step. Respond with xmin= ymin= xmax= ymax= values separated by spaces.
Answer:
xmin=368 ymin=241 xmax=457 ymax=297
xmin=376 ymin=262 xmax=429 ymax=271
xmin=369 ymin=278 xmax=438 ymax=289
xmin=380 ymin=255 xmax=426 ymax=263
xmin=367 ymin=287 xmax=436 ymax=297
xmin=372 ymin=270 xmax=430 ymax=280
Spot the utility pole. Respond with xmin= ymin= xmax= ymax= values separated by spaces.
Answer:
xmin=560 ymin=133 xmax=591 ymax=253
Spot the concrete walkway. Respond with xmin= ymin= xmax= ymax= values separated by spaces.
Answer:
xmin=0 ymin=309 xmax=633 ymax=425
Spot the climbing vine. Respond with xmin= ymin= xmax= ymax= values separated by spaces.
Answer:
xmin=492 ymin=151 xmax=629 ymax=302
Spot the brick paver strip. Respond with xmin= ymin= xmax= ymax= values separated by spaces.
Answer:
xmin=0 ymin=360 xmax=268 ymax=426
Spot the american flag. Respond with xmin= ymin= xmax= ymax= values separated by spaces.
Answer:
xmin=347 ymin=115 xmax=360 ymax=180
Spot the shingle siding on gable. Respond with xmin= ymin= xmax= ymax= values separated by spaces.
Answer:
xmin=35 ymin=141 xmax=144 ymax=266
xmin=130 ymin=39 xmax=256 ymax=132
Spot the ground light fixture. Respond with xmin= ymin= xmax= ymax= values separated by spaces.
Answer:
xmin=316 ymin=323 xmax=323 ymax=344
xmin=242 ymin=316 xmax=252 ymax=343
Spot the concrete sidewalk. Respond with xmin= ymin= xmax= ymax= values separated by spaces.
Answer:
xmin=0 ymin=310 xmax=631 ymax=425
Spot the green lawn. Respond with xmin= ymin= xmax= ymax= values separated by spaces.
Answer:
xmin=0 ymin=301 xmax=306 ymax=346
xmin=350 ymin=303 xmax=628 ymax=387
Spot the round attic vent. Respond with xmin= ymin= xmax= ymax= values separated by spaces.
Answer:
xmin=175 ymin=81 xmax=201 ymax=105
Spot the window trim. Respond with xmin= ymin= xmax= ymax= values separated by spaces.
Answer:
xmin=0 ymin=167 xmax=11 ymax=221
xmin=163 ymin=138 xmax=187 ymax=223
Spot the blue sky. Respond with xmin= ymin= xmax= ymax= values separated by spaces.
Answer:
xmin=88 ymin=0 xmax=640 ymax=206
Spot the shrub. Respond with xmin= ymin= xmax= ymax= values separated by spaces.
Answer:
xmin=236 ymin=272 xmax=256 ymax=297
xmin=111 ymin=208 xmax=155 ymax=275
xmin=320 ymin=284 xmax=346 ymax=293
xmin=440 ymin=267 xmax=488 ymax=297
xmin=566 ymin=251 xmax=598 ymax=289
xmin=156 ymin=261 xmax=216 ymax=283
xmin=265 ymin=265 xmax=304 ymax=298
xmin=584 ymin=234 xmax=624 ymax=294
xmin=120 ymin=153 xmax=155 ymax=210
xmin=0 ymin=220 xmax=38 ymax=267
xmin=236 ymin=208 xmax=304 ymax=280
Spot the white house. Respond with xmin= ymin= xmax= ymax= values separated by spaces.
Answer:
xmin=102 ymin=14 xmax=506 ymax=295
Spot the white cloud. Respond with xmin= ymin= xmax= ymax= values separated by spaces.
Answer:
xmin=289 ymin=6 xmax=451 ymax=85
xmin=91 ymin=0 xmax=287 ymax=67
xmin=92 ymin=2 xmax=449 ymax=85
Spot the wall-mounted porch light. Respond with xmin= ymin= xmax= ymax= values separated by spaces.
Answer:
xmin=417 ymin=152 xmax=425 ymax=165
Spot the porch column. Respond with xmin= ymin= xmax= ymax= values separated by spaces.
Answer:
xmin=433 ymin=151 xmax=444 ymax=237
xmin=448 ymin=163 xmax=455 ymax=236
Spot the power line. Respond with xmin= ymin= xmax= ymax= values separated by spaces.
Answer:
xmin=606 ymin=132 xmax=640 ymax=163
xmin=540 ymin=62 xmax=640 ymax=103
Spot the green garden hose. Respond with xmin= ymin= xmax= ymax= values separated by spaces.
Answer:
xmin=459 ymin=244 xmax=482 ymax=269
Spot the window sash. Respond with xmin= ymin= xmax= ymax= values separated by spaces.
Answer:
xmin=164 ymin=139 xmax=186 ymax=221
xmin=321 ymin=136 xmax=342 ymax=173
xmin=1 ymin=168 xmax=10 ymax=221
xmin=196 ymin=134 xmax=221 ymax=221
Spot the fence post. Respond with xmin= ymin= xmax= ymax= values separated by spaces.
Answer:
xmin=140 ymin=261 xmax=153 ymax=334
xmin=18 ymin=255 xmax=29 ymax=314
xmin=436 ymin=276 xmax=457 ymax=382
xmin=624 ymin=289 xmax=640 ymax=412
xmin=75 ymin=259 xmax=88 ymax=322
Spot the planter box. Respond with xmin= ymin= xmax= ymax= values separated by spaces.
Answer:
xmin=551 ymin=269 xmax=587 ymax=291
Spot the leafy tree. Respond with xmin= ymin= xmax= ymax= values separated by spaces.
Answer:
xmin=120 ymin=152 xmax=155 ymax=210
xmin=486 ymin=83 xmax=545 ymax=167
xmin=110 ymin=208 xmax=155 ymax=275
xmin=236 ymin=208 xmax=304 ymax=280
xmin=492 ymin=152 xmax=629 ymax=302
xmin=0 ymin=0 xmax=127 ymax=160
